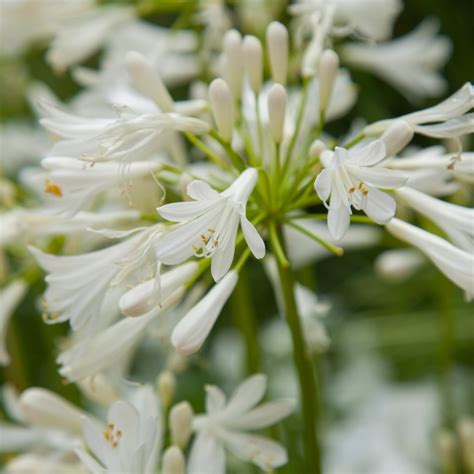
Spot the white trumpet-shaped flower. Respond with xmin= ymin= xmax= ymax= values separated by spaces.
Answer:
xmin=39 ymin=101 xmax=209 ymax=163
xmin=341 ymin=19 xmax=451 ymax=100
xmin=189 ymin=374 xmax=295 ymax=473
xmin=76 ymin=385 xmax=161 ymax=474
xmin=171 ymin=271 xmax=238 ymax=355
xmin=156 ymin=168 xmax=265 ymax=281
xmin=386 ymin=218 xmax=474 ymax=299
xmin=29 ymin=224 xmax=163 ymax=334
xmin=314 ymin=141 xmax=407 ymax=239
xmin=366 ymin=83 xmax=474 ymax=135
xmin=395 ymin=186 xmax=474 ymax=253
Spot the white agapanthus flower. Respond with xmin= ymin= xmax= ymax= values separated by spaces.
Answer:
xmin=0 ymin=280 xmax=28 ymax=365
xmin=157 ymin=168 xmax=265 ymax=281
xmin=341 ymin=19 xmax=451 ymax=99
xmin=76 ymin=385 xmax=161 ymax=474
xmin=314 ymin=140 xmax=407 ymax=239
xmin=189 ymin=374 xmax=295 ymax=473
xmin=386 ymin=218 xmax=474 ymax=299
xmin=396 ymin=186 xmax=474 ymax=252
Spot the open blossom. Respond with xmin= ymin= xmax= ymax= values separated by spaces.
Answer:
xmin=342 ymin=19 xmax=451 ymax=100
xmin=157 ymin=168 xmax=265 ymax=281
xmin=314 ymin=140 xmax=407 ymax=239
xmin=386 ymin=218 xmax=474 ymax=299
xmin=76 ymin=386 xmax=161 ymax=474
xmin=189 ymin=374 xmax=295 ymax=473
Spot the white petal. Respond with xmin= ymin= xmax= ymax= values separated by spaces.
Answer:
xmin=414 ymin=113 xmax=474 ymax=138
xmin=224 ymin=374 xmax=267 ymax=416
xmin=186 ymin=180 xmax=221 ymax=201
xmin=157 ymin=200 xmax=217 ymax=222
xmin=205 ymin=386 xmax=227 ymax=415
xmin=352 ymin=140 xmax=386 ymax=166
xmin=314 ymin=169 xmax=332 ymax=202
xmin=81 ymin=416 xmax=109 ymax=466
xmin=188 ymin=432 xmax=226 ymax=474
xmin=75 ymin=448 xmax=106 ymax=474
xmin=363 ymin=187 xmax=397 ymax=224
xmin=328 ymin=205 xmax=350 ymax=240
xmin=240 ymin=214 xmax=266 ymax=259
xmin=348 ymin=165 xmax=407 ymax=189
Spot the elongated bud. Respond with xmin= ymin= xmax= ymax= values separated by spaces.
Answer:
xmin=437 ymin=430 xmax=457 ymax=473
xmin=162 ymin=446 xmax=185 ymax=474
xmin=169 ymin=401 xmax=193 ymax=449
xmin=266 ymin=22 xmax=289 ymax=84
xmin=267 ymin=84 xmax=287 ymax=143
xmin=222 ymin=29 xmax=243 ymax=99
xmin=172 ymin=271 xmax=238 ymax=355
xmin=380 ymin=119 xmax=414 ymax=156
xmin=125 ymin=51 xmax=174 ymax=113
xmin=158 ymin=370 xmax=176 ymax=409
xmin=243 ymin=35 xmax=263 ymax=94
xmin=319 ymin=49 xmax=339 ymax=114
xmin=309 ymin=139 xmax=327 ymax=159
xmin=374 ymin=249 xmax=423 ymax=282
xmin=457 ymin=418 xmax=474 ymax=470
xmin=119 ymin=262 xmax=198 ymax=317
xmin=19 ymin=388 xmax=84 ymax=434
xmin=209 ymin=78 xmax=234 ymax=142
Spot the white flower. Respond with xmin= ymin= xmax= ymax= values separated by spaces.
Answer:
xmin=171 ymin=270 xmax=238 ymax=355
xmin=47 ymin=5 xmax=136 ymax=72
xmin=395 ymin=186 xmax=474 ymax=252
xmin=76 ymin=385 xmax=161 ymax=474
xmin=366 ymin=83 xmax=474 ymax=135
xmin=39 ymin=101 xmax=209 ymax=163
xmin=374 ymin=248 xmax=424 ymax=282
xmin=29 ymin=224 xmax=163 ymax=333
xmin=386 ymin=218 xmax=474 ymax=299
xmin=189 ymin=374 xmax=294 ymax=473
xmin=0 ymin=280 xmax=27 ymax=365
xmin=341 ymin=19 xmax=451 ymax=100
xmin=314 ymin=140 xmax=407 ymax=239
xmin=156 ymin=168 xmax=265 ymax=281
xmin=28 ymin=157 xmax=161 ymax=216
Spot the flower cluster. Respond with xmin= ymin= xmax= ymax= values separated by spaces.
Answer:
xmin=1 ymin=0 xmax=473 ymax=473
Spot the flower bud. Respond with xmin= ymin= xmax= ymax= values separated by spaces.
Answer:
xmin=266 ymin=22 xmax=289 ymax=84
xmin=125 ymin=51 xmax=174 ymax=113
xmin=437 ymin=430 xmax=457 ymax=473
xmin=158 ymin=370 xmax=176 ymax=409
xmin=457 ymin=417 xmax=474 ymax=470
xmin=119 ymin=262 xmax=198 ymax=317
xmin=162 ymin=446 xmax=185 ymax=474
xmin=374 ymin=249 xmax=424 ymax=282
xmin=267 ymin=84 xmax=287 ymax=143
xmin=222 ymin=29 xmax=243 ymax=99
xmin=309 ymin=139 xmax=327 ymax=159
xmin=172 ymin=271 xmax=239 ymax=355
xmin=243 ymin=35 xmax=263 ymax=94
xmin=19 ymin=388 xmax=84 ymax=434
xmin=319 ymin=49 xmax=339 ymax=114
xmin=380 ymin=119 xmax=414 ymax=156
xmin=209 ymin=78 xmax=234 ymax=142
xmin=169 ymin=401 xmax=193 ymax=449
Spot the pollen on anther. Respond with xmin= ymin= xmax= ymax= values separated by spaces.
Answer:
xmin=44 ymin=179 xmax=63 ymax=197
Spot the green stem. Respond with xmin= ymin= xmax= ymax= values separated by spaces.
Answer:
xmin=273 ymin=225 xmax=321 ymax=474
xmin=184 ymin=132 xmax=231 ymax=171
xmin=344 ymin=132 xmax=366 ymax=149
xmin=231 ymin=267 xmax=261 ymax=374
xmin=209 ymin=130 xmax=246 ymax=172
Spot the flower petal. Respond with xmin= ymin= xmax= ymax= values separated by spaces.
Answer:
xmin=363 ymin=187 xmax=396 ymax=224
xmin=314 ymin=168 xmax=332 ymax=202
xmin=240 ymin=214 xmax=266 ymax=259
xmin=352 ymin=140 xmax=386 ymax=166
xmin=348 ymin=164 xmax=407 ymax=189
xmin=187 ymin=180 xmax=221 ymax=201
xmin=188 ymin=432 xmax=226 ymax=474
xmin=328 ymin=205 xmax=350 ymax=240
xmin=223 ymin=374 xmax=267 ymax=416
xmin=157 ymin=200 xmax=217 ymax=222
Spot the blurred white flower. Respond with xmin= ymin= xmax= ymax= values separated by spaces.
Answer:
xmin=342 ymin=19 xmax=451 ymax=100
xmin=0 ymin=280 xmax=27 ymax=365
xmin=189 ymin=374 xmax=294 ymax=473
xmin=314 ymin=141 xmax=406 ymax=239
xmin=374 ymin=248 xmax=424 ymax=282
xmin=157 ymin=168 xmax=265 ymax=281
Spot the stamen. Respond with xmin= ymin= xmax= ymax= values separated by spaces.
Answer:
xmin=44 ymin=179 xmax=63 ymax=197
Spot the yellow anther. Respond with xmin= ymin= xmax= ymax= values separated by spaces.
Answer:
xmin=348 ymin=186 xmax=356 ymax=193
xmin=44 ymin=179 xmax=63 ymax=197
xmin=208 ymin=228 xmax=215 ymax=233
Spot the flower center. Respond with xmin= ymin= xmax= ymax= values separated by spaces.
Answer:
xmin=192 ymin=227 xmax=219 ymax=258
xmin=103 ymin=421 xmax=122 ymax=448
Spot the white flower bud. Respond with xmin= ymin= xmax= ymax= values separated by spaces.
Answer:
xmin=222 ymin=29 xmax=243 ymax=99
xmin=172 ymin=271 xmax=239 ymax=355
xmin=19 ymin=388 xmax=84 ymax=434
xmin=437 ymin=430 xmax=457 ymax=473
xmin=119 ymin=262 xmax=198 ymax=317
xmin=209 ymin=78 xmax=234 ymax=142
xmin=267 ymin=84 xmax=287 ymax=143
xmin=309 ymin=139 xmax=327 ymax=159
xmin=169 ymin=401 xmax=193 ymax=449
xmin=266 ymin=21 xmax=289 ymax=84
xmin=158 ymin=370 xmax=176 ymax=409
xmin=380 ymin=119 xmax=414 ymax=156
xmin=319 ymin=49 xmax=339 ymax=114
xmin=243 ymin=35 xmax=263 ymax=94
xmin=162 ymin=446 xmax=185 ymax=474
xmin=125 ymin=51 xmax=174 ymax=113
xmin=457 ymin=417 xmax=474 ymax=470
xmin=374 ymin=249 xmax=424 ymax=282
